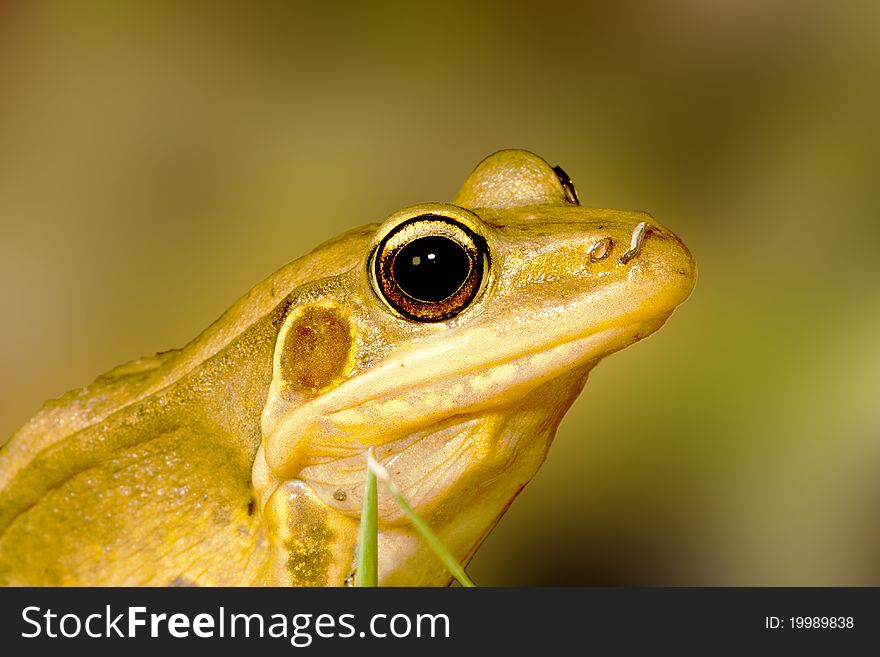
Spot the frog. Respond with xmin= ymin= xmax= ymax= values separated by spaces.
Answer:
xmin=0 ymin=149 xmax=695 ymax=586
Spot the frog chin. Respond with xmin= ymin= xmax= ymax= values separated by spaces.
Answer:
xmin=287 ymin=370 xmax=594 ymax=587
xmin=258 ymin=310 xmax=670 ymax=516
xmin=294 ymin=361 xmax=592 ymax=519
xmin=261 ymin=309 xmax=671 ymax=484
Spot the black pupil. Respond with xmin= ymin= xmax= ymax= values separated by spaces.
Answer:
xmin=392 ymin=236 xmax=470 ymax=302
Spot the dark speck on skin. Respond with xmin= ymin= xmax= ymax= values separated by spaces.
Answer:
xmin=168 ymin=576 xmax=198 ymax=587
xmin=247 ymin=497 xmax=256 ymax=516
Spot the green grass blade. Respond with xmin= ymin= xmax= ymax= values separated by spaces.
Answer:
xmin=356 ymin=449 xmax=378 ymax=587
xmin=366 ymin=451 xmax=476 ymax=587
xmin=391 ymin=490 xmax=476 ymax=587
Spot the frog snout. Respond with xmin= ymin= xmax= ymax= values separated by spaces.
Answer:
xmin=614 ymin=219 xmax=696 ymax=303
xmin=615 ymin=221 xmax=693 ymax=269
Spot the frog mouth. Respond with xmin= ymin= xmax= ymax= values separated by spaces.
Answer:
xmin=262 ymin=302 xmax=672 ymax=482
xmin=284 ymin=321 xmax=657 ymax=521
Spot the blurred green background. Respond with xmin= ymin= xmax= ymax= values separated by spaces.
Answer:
xmin=1 ymin=2 xmax=878 ymax=585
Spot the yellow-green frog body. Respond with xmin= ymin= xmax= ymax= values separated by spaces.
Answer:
xmin=0 ymin=150 xmax=695 ymax=586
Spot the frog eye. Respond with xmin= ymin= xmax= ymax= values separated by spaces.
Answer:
xmin=371 ymin=215 xmax=488 ymax=322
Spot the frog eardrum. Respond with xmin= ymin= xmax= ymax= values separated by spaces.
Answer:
xmin=0 ymin=149 xmax=695 ymax=586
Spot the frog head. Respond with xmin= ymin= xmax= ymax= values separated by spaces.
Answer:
xmin=255 ymin=149 xmax=695 ymax=585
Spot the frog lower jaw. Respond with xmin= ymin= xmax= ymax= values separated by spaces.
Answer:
xmin=295 ymin=358 xmax=592 ymax=519
xmin=262 ymin=309 xmax=670 ymax=482
xmin=254 ymin=365 xmax=594 ymax=586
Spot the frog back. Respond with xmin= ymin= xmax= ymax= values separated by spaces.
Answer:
xmin=0 ymin=225 xmax=374 ymax=585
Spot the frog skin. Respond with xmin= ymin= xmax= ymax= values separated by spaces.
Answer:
xmin=0 ymin=150 xmax=695 ymax=586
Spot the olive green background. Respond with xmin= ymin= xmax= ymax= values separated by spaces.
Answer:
xmin=1 ymin=2 xmax=878 ymax=585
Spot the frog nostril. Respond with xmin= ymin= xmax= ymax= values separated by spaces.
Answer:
xmin=588 ymin=237 xmax=612 ymax=262
xmin=618 ymin=221 xmax=649 ymax=265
